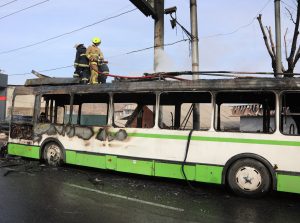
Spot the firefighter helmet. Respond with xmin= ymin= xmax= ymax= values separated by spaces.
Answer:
xmin=92 ymin=37 xmax=101 ymax=45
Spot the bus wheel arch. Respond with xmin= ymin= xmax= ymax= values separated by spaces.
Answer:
xmin=40 ymin=138 xmax=66 ymax=166
xmin=222 ymin=153 xmax=277 ymax=196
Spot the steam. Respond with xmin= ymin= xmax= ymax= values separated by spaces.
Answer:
xmin=154 ymin=48 xmax=177 ymax=72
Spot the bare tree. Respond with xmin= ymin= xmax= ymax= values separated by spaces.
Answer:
xmin=257 ymin=0 xmax=300 ymax=76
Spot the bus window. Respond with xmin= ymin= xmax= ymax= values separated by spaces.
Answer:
xmin=113 ymin=93 xmax=156 ymax=128
xmin=12 ymin=95 xmax=35 ymax=122
xmin=281 ymin=92 xmax=300 ymax=135
xmin=73 ymin=93 xmax=109 ymax=126
xmin=159 ymin=92 xmax=212 ymax=130
xmin=11 ymin=94 xmax=35 ymax=140
xmin=39 ymin=94 xmax=70 ymax=124
xmin=80 ymin=103 xmax=108 ymax=126
xmin=215 ymin=92 xmax=276 ymax=133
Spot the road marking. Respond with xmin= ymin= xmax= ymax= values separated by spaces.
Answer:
xmin=65 ymin=183 xmax=184 ymax=212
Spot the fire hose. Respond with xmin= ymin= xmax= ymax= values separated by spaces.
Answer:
xmin=92 ymin=64 xmax=189 ymax=81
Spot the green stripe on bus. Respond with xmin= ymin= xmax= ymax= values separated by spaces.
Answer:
xmin=8 ymin=143 xmax=40 ymax=159
xmin=127 ymin=133 xmax=300 ymax=147
xmin=277 ymin=173 xmax=300 ymax=194
xmin=65 ymin=150 xmax=223 ymax=184
xmin=8 ymin=144 xmax=300 ymax=194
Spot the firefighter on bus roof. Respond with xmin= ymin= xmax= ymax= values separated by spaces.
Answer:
xmin=86 ymin=37 xmax=104 ymax=84
xmin=73 ymin=43 xmax=90 ymax=84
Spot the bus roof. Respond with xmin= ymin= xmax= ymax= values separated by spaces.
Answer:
xmin=16 ymin=77 xmax=300 ymax=95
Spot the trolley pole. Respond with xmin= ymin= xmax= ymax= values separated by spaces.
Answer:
xmin=274 ymin=0 xmax=282 ymax=76
xmin=154 ymin=0 xmax=164 ymax=72
xmin=190 ymin=0 xmax=200 ymax=129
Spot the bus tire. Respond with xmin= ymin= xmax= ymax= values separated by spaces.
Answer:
xmin=43 ymin=142 xmax=63 ymax=166
xmin=227 ymin=158 xmax=271 ymax=197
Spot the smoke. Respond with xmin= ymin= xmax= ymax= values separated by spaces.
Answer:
xmin=154 ymin=48 xmax=178 ymax=72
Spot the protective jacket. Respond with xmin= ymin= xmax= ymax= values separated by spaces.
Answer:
xmin=74 ymin=44 xmax=90 ymax=83
xmin=86 ymin=44 xmax=104 ymax=84
xmin=86 ymin=45 xmax=104 ymax=63
xmin=74 ymin=44 xmax=89 ymax=68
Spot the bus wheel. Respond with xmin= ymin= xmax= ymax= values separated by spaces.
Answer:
xmin=227 ymin=158 xmax=271 ymax=197
xmin=43 ymin=143 xmax=63 ymax=166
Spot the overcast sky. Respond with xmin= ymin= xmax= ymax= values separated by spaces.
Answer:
xmin=0 ymin=0 xmax=298 ymax=84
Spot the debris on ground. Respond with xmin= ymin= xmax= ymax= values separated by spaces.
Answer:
xmin=0 ymin=156 xmax=47 ymax=177
xmin=3 ymin=169 xmax=16 ymax=177
xmin=88 ymin=177 xmax=104 ymax=186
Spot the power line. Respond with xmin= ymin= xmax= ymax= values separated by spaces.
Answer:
xmin=8 ymin=65 xmax=73 ymax=76
xmin=0 ymin=8 xmax=137 ymax=55
xmin=282 ymin=0 xmax=297 ymax=11
xmin=114 ymin=39 xmax=189 ymax=57
xmin=200 ymin=0 xmax=272 ymax=39
xmin=0 ymin=0 xmax=18 ymax=8
xmin=8 ymin=39 xmax=188 ymax=76
xmin=38 ymin=65 xmax=73 ymax=72
xmin=0 ymin=0 xmax=49 ymax=21
xmin=8 ymin=72 xmax=31 ymax=76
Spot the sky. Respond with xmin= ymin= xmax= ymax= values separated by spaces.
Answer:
xmin=0 ymin=0 xmax=298 ymax=84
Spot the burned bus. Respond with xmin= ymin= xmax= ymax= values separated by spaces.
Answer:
xmin=7 ymin=77 xmax=300 ymax=197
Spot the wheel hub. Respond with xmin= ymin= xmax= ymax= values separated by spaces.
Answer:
xmin=46 ymin=144 xmax=61 ymax=166
xmin=235 ymin=166 xmax=262 ymax=191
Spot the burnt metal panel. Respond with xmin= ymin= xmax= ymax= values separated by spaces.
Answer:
xmin=25 ymin=78 xmax=80 ymax=86
xmin=14 ymin=78 xmax=300 ymax=96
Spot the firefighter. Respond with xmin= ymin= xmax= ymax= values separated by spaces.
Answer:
xmin=86 ymin=37 xmax=104 ymax=84
xmin=98 ymin=61 xmax=109 ymax=84
xmin=73 ymin=43 xmax=90 ymax=84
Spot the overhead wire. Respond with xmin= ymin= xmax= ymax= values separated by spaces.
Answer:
xmin=0 ymin=0 xmax=49 ymax=21
xmin=8 ymin=65 xmax=73 ymax=76
xmin=0 ymin=0 xmax=18 ymax=8
xmin=282 ymin=0 xmax=297 ymax=11
xmin=8 ymin=39 xmax=189 ymax=76
xmin=0 ymin=8 xmax=137 ymax=55
xmin=1 ymin=1 xmax=272 ymax=54
xmin=5 ymin=1 xmax=274 ymax=77
xmin=108 ymin=39 xmax=189 ymax=58
xmin=200 ymin=0 xmax=272 ymax=39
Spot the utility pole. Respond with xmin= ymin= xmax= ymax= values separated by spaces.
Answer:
xmin=190 ymin=0 xmax=200 ymax=129
xmin=154 ymin=0 xmax=164 ymax=71
xmin=129 ymin=0 xmax=164 ymax=72
xmin=190 ymin=0 xmax=200 ymax=78
xmin=274 ymin=0 xmax=282 ymax=76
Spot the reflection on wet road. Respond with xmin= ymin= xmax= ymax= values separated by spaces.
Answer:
xmin=0 ymin=157 xmax=299 ymax=223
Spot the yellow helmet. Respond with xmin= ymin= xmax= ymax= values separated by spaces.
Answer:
xmin=92 ymin=37 xmax=101 ymax=44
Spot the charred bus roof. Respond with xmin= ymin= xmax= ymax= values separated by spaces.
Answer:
xmin=13 ymin=77 xmax=300 ymax=95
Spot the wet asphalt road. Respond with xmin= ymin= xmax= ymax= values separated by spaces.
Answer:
xmin=0 ymin=157 xmax=299 ymax=223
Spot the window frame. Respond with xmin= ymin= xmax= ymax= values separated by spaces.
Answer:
xmin=279 ymin=90 xmax=300 ymax=136
xmin=73 ymin=93 xmax=110 ymax=127
xmin=213 ymin=90 xmax=277 ymax=135
xmin=38 ymin=93 xmax=71 ymax=125
xmin=158 ymin=91 xmax=212 ymax=131
xmin=11 ymin=93 xmax=36 ymax=124
xmin=112 ymin=92 xmax=157 ymax=129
